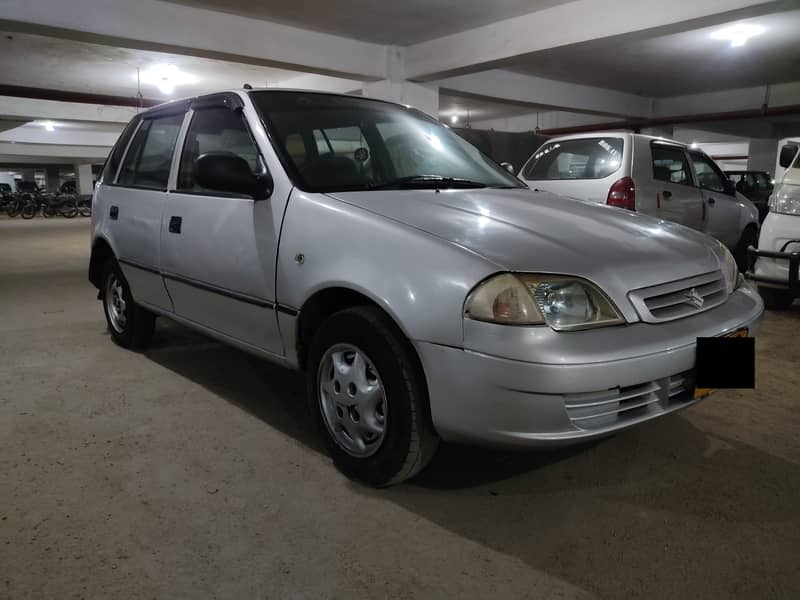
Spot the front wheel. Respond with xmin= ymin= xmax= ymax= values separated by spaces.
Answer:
xmin=307 ymin=306 xmax=439 ymax=486
xmin=733 ymin=225 xmax=758 ymax=273
xmin=102 ymin=258 xmax=156 ymax=349
xmin=758 ymin=287 xmax=795 ymax=310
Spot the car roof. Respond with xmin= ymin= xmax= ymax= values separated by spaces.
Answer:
xmin=543 ymin=131 xmax=691 ymax=148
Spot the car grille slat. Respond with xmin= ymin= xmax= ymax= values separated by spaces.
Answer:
xmin=628 ymin=271 xmax=727 ymax=323
xmin=564 ymin=370 xmax=695 ymax=430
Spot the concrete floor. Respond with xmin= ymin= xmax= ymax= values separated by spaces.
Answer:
xmin=1 ymin=217 xmax=799 ymax=599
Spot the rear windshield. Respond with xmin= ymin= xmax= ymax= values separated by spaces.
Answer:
xmin=523 ymin=137 xmax=623 ymax=180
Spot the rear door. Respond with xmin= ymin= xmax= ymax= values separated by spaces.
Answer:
xmin=106 ymin=109 xmax=185 ymax=310
xmin=159 ymin=98 xmax=283 ymax=355
xmin=688 ymin=151 xmax=741 ymax=247
xmin=647 ymin=142 xmax=703 ymax=229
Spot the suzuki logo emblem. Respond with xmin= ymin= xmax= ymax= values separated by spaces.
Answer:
xmin=685 ymin=288 xmax=704 ymax=308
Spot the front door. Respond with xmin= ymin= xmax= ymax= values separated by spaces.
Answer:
xmin=648 ymin=142 xmax=703 ymax=230
xmin=688 ymin=151 xmax=741 ymax=248
xmin=159 ymin=105 xmax=283 ymax=355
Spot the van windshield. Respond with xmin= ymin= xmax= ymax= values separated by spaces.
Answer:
xmin=523 ymin=137 xmax=624 ymax=181
xmin=249 ymin=91 xmax=524 ymax=193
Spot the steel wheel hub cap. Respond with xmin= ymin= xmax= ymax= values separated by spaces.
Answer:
xmin=105 ymin=275 xmax=127 ymax=333
xmin=318 ymin=344 xmax=386 ymax=457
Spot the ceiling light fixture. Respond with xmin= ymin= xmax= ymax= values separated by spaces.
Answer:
xmin=450 ymin=115 xmax=459 ymax=124
xmin=41 ymin=120 xmax=56 ymax=132
xmin=710 ymin=23 xmax=765 ymax=47
xmin=690 ymin=142 xmax=699 ymax=149
xmin=139 ymin=64 xmax=198 ymax=95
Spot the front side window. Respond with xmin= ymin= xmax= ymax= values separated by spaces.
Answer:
xmin=651 ymin=144 xmax=691 ymax=186
xmin=523 ymin=137 xmax=623 ymax=180
xmin=177 ymin=108 xmax=260 ymax=192
xmin=249 ymin=91 xmax=523 ymax=192
xmin=118 ymin=113 xmax=184 ymax=189
xmin=102 ymin=116 xmax=141 ymax=184
xmin=689 ymin=151 xmax=728 ymax=194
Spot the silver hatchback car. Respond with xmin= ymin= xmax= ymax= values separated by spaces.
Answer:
xmin=90 ymin=90 xmax=764 ymax=485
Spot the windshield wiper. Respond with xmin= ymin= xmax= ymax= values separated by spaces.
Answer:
xmin=368 ymin=175 xmax=488 ymax=190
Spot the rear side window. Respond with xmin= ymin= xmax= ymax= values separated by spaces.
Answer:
xmin=101 ymin=116 xmax=140 ymax=184
xmin=651 ymin=144 xmax=692 ymax=186
xmin=523 ymin=137 xmax=623 ymax=180
xmin=177 ymin=107 xmax=260 ymax=192
xmin=118 ymin=113 xmax=184 ymax=189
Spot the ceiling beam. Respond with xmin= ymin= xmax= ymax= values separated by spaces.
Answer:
xmin=0 ymin=94 xmax=139 ymax=124
xmin=405 ymin=0 xmax=779 ymax=80
xmin=0 ymin=0 xmax=387 ymax=80
xmin=0 ymin=142 xmax=109 ymax=160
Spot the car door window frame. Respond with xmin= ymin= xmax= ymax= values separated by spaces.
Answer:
xmin=688 ymin=150 xmax=734 ymax=196
xmin=113 ymin=112 xmax=187 ymax=191
xmin=170 ymin=106 xmax=268 ymax=199
xmin=650 ymin=142 xmax=696 ymax=188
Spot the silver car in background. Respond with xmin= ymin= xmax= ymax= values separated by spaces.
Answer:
xmin=520 ymin=132 xmax=760 ymax=269
xmin=89 ymin=90 xmax=763 ymax=486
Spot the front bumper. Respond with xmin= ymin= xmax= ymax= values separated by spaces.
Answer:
xmin=417 ymin=285 xmax=763 ymax=448
xmin=747 ymin=244 xmax=800 ymax=292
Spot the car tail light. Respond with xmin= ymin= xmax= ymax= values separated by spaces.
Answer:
xmin=607 ymin=177 xmax=636 ymax=211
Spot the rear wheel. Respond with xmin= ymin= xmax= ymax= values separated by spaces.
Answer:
xmin=306 ymin=306 xmax=439 ymax=486
xmin=21 ymin=204 xmax=36 ymax=219
xmin=758 ymin=287 xmax=795 ymax=310
xmin=102 ymin=258 xmax=155 ymax=349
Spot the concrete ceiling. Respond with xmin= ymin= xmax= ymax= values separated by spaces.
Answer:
xmin=164 ymin=0 xmax=572 ymax=45
xmin=0 ymin=31 xmax=307 ymax=101
xmin=439 ymin=92 xmax=553 ymax=125
xmin=509 ymin=10 xmax=800 ymax=97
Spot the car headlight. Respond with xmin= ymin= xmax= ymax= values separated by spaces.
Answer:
xmin=768 ymin=183 xmax=800 ymax=215
xmin=464 ymin=273 xmax=625 ymax=331
xmin=719 ymin=242 xmax=740 ymax=293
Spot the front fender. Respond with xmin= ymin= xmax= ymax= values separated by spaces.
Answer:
xmin=275 ymin=191 xmax=496 ymax=348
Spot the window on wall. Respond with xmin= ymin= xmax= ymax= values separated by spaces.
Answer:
xmin=177 ymin=108 xmax=260 ymax=192
xmin=689 ymin=151 xmax=727 ymax=193
xmin=117 ymin=113 xmax=184 ymax=189
xmin=651 ymin=144 xmax=691 ymax=186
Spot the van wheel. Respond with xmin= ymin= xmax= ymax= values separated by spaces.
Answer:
xmin=102 ymin=258 xmax=155 ymax=349
xmin=306 ymin=306 xmax=439 ymax=487
xmin=758 ymin=287 xmax=795 ymax=310
xmin=733 ymin=225 xmax=757 ymax=272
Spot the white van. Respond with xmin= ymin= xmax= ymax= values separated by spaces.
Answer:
xmin=520 ymin=132 xmax=760 ymax=268
xmin=747 ymin=139 xmax=800 ymax=308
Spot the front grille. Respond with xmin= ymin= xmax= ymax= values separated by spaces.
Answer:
xmin=628 ymin=271 xmax=727 ymax=323
xmin=564 ymin=370 xmax=694 ymax=430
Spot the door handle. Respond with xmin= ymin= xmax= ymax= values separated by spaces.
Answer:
xmin=109 ymin=205 xmax=119 ymax=220
xmin=168 ymin=216 xmax=182 ymax=234
xmin=662 ymin=190 xmax=672 ymax=199
xmin=707 ymin=198 xmax=716 ymax=205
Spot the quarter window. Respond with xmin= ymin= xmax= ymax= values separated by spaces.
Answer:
xmin=117 ymin=113 xmax=184 ymax=189
xmin=177 ymin=108 xmax=260 ymax=192
xmin=689 ymin=151 xmax=727 ymax=193
xmin=651 ymin=144 xmax=691 ymax=186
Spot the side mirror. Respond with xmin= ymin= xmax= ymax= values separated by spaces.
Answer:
xmin=195 ymin=152 xmax=273 ymax=200
xmin=500 ymin=162 xmax=516 ymax=175
xmin=779 ymin=144 xmax=798 ymax=169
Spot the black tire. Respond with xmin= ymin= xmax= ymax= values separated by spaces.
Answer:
xmin=7 ymin=202 xmax=20 ymax=217
xmin=42 ymin=205 xmax=55 ymax=218
xmin=758 ymin=286 xmax=795 ymax=310
xmin=62 ymin=204 xmax=78 ymax=218
xmin=101 ymin=258 xmax=156 ymax=349
xmin=733 ymin=225 xmax=758 ymax=273
xmin=306 ymin=306 xmax=439 ymax=486
xmin=21 ymin=204 xmax=36 ymax=219
xmin=79 ymin=205 xmax=92 ymax=217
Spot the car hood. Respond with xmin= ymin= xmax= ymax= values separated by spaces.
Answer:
xmin=328 ymin=187 xmax=723 ymax=295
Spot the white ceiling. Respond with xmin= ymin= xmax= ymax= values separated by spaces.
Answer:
xmin=439 ymin=92 xmax=552 ymax=124
xmin=164 ymin=0 xmax=572 ymax=45
xmin=508 ymin=10 xmax=800 ymax=97
xmin=0 ymin=31 xmax=307 ymax=101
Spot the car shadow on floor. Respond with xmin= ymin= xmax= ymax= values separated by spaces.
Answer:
xmin=141 ymin=316 xmax=800 ymax=598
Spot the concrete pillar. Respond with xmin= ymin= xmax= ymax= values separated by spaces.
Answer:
xmin=747 ymin=139 xmax=780 ymax=176
xmin=45 ymin=166 xmax=60 ymax=193
xmin=362 ymin=46 xmax=439 ymax=119
xmin=75 ymin=163 xmax=94 ymax=196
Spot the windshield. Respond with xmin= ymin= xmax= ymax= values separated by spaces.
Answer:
xmin=249 ymin=91 xmax=524 ymax=192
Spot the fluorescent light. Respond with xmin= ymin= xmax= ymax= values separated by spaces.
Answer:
xmin=41 ymin=120 xmax=56 ymax=132
xmin=139 ymin=64 xmax=198 ymax=95
xmin=450 ymin=115 xmax=459 ymax=124
xmin=690 ymin=142 xmax=699 ymax=149
xmin=711 ymin=23 xmax=765 ymax=48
